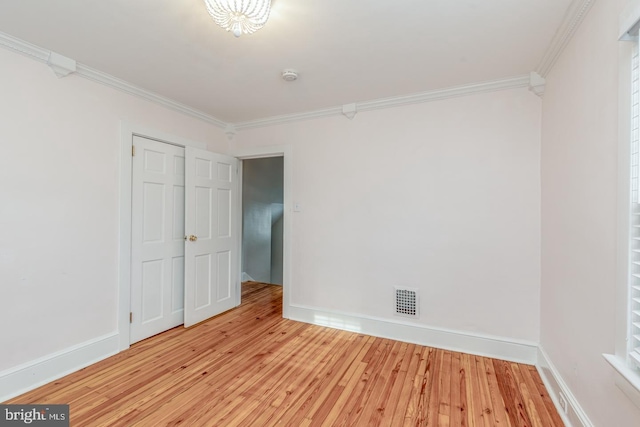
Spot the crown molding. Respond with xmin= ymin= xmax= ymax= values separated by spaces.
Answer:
xmin=224 ymin=124 xmax=237 ymax=141
xmin=0 ymin=31 xmax=49 ymax=62
xmin=234 ymin=75 xmax=530 ymax=130
xmin=342 ymin=103 xmax=358 ymax=120
xmin=47 ymin=52 xmax=76 ymax=78
xmin=0 ymin=31 xmax=227 ymax=129
xmin=620 ymin=0 xmax=640 ymax=41
xmin=357 ymin=75 xmax=530 ymax=112
xmin=75 ymin=64 xmax=227 ymax=128
xmin=536 ymin=0 xmax=596 ymax=77
xmin=234 ymin=106 xmax=343 ymax=130
xmin=528 ymin=72 xmax=546 ymax=97
xmin=0 ymin=29 xmax=541 ymax=133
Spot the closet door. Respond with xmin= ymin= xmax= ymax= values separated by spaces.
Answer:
xmin=130 ymin=136 xmax=185 ymax=343
xmin=184 ymin=147 xmax=239 ymax=327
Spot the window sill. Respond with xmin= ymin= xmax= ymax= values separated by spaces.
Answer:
xmin=603 ymin=354 xmax=640 ymax=409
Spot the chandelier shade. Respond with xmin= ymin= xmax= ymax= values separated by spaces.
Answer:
xmin=203 ymin=0 xmax=271 ymax=37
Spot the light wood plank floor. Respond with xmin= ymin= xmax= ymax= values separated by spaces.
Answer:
xmin=6 ymin=282 xmax=563 ymax=426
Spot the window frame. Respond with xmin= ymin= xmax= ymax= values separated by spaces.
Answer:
xmin=604 ymin=2 xmax=640 ymax=408
xmin=629 ymin=33 xmax=640 ymax=369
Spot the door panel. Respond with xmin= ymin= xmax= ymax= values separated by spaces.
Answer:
xmin=141 ymin=260 xmax=163 ymax=321
xmin=184 ymin=147 xmax=239 ymax=327
xmin=195 ymin=254 xmax=212 ymax=309
xmin=195 ymin=187 xmax=212 ymax=238
xmin=217 ymin=189 xmax=231 ymax=237
xmin=131 ymin=136 xmax=185 ymax=343
xmin=216 ymin=250 xmax=231 ymax=300
xmin=171 ymin=256 xmax=185 ymax=311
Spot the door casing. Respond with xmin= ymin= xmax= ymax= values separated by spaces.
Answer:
xmin=233 ymin=145 xmax=292 ymax=320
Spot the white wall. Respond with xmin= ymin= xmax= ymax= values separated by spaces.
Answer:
xmin=0 ymin=47 xmax=228 ymax=374
xmin=242 ymin=201 xmax=273 ymax=282
xmin=540 ymin=0 xmax=640 ymax=424
xmin=234 ymin=87 xmax=542 ymax=342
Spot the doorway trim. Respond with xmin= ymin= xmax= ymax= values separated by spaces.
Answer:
xmin=118 ymin=122 xmax=207 ymax=351
xmin=233 ymin=145 xmax=293 ymax=319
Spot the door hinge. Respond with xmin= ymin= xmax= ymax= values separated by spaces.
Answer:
xmin=132 ymin=145 xmax=136 ymax=157
xmin=129 ymin=312 xmax=133 ymax=323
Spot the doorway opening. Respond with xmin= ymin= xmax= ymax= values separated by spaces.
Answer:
xmin=241 ymin=157 xmax=284 ymax=288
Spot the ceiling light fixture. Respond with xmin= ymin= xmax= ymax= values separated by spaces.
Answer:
xmin=203 ymin=0 xmax=271 ymax=38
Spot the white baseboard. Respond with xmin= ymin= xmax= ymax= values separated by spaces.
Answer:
xmin=536 ymin=346 xmax=594 ymax=427
xmin=0 ymin=332 xmax=119 ymax=402
xmin=0 ymin=312 xmax=594 ymax=427
xmin=241 ymin=272 xmax=255 ymax=282
xmin=287 ymin=304 xmax=538 ymax=364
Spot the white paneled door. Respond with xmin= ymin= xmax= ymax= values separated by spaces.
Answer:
xmin=184 ymin=147 xmax=239 ymax=327
xmin=131 ymin=136 xmax=186 ymax=343
xmin=131 ymin=137 xmax=239 ymax=342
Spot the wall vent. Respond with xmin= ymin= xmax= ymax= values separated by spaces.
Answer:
xmin=395 ymin=287 xmax=419 ymax=318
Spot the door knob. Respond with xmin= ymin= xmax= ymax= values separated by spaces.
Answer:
xmin=186 ymin=235 xmax=198 ymax=242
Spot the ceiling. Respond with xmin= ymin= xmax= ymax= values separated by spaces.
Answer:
xmin=0 ymin=0 xmax=573 ymax=124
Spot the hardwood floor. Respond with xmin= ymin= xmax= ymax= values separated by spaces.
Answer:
xmin=6 ymin=282 xmax=563 ymax=426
